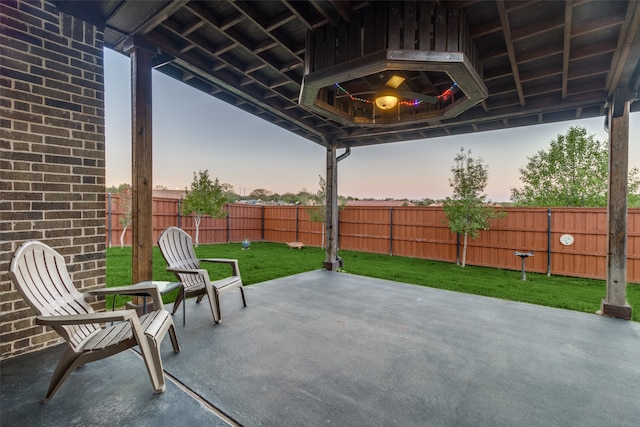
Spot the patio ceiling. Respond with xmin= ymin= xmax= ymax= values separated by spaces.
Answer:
xmin=58 ymin=0 xmax=640 ymax=148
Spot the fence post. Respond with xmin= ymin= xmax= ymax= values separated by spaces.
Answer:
xmin=389 ymin=207 xmax=394 ymax=256
xmin=547 ymin=208 xmax=551 ymax=276
xmin=337 ymin=208 xmax=341 ymax=250
xmin=296 ymin=204 xmax=299 ymax=241
xmin=177 ymin=199 xmax=181 ymax=228
xmin=261 ymin=206 xmax=265 ymax=241
xmin=107 ymin=193 xmax=112 ymax=248
xmin=227 ymin=203 xmax=231 ymax=243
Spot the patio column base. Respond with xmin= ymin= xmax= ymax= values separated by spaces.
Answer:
xmin=323 ymin=260 xmax=339 ymax=271
xmin=600 ymin=299 xmax=632 ymax=320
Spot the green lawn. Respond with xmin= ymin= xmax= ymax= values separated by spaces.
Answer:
xmin=106 ymin=242 xmax=640 ymax=321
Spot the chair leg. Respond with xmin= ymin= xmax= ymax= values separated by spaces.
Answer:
xmin=143 ymin=334 xmax=166 ymax=393
xmin=168 ymin=323 xmax=180 ymax=353
xmin=171 ymin=291 xmax=184 ymax=315
xmin=240 ymin=286 xmax=247 ymax=307
xmin=205 ymin=284 xmax=221 ymax=324
xmin=131 ymin=319 xmax=165 ymax=393
xmin=45 ymin=346 xmax=83 ymax=401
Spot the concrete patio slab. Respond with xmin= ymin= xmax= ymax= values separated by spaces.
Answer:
xmin=3 ymin=270 xmax=640 ymax=426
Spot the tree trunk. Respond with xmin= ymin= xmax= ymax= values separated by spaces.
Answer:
xmin=461 ymin=232 xmax=468 ymax=268
xmin=194 ymin=216 xmax=201 ymax=247
xmin=120 ymin=225 xmax=128 ymax=248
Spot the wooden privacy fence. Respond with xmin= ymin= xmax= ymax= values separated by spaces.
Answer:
xmin=106 ymin=195 xmax=640 ymax=283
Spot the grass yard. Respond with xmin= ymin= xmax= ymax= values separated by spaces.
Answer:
xmin=106 ymin=242 xmax=640 ymax=321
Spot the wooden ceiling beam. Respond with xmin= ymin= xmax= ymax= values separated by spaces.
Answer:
xmin=470 ymin=19 xmax=501 ymax=39
xmin=497 ymin=0 xmax=526 ymax=106
xmin=562 ymin=1 xmax=573 ymax=99
xmin=122 ymin=0 xmax=188 ymax=41
xmin=309 ymin=0 xmax=339 ymax=26
xmin=244 ymin=61 xmax=267 ymax=74
xmin=281 ymin=0 xmax=319 ymax=30
xmin=483 ymin=66 xmax=513 ymax=81
xmin=504 ymin=0 xmax=539 ymax=13
xmin=328 ymin=0 xmax=351 ymax=22
xmin=178 ymin=42 xmax=195 ymax=54
xmin=570 ymin=41 xmax=617 ymax=61
xmin=567 ymin=80 xmax=607 ymax=97
xmin=605 ymin=0 xmax=640 ymax=95
xmin=253 ymin=39 xmax=278 ymax=54
xmin=156 ymin=21 xmax=302 ymax=106
xmin=231 ymin=1 xmax=303 ymax=62
xmin=568 ymin=61 xmax=610 ymax=80
xmin=572 ymin=14 xmax=626 ymax=37
xmin=510 ymin=14 xmax=564 ymax=43
xmin=520 ymin=66 xmax=562 ymax=83
xmin=219 ymin=11 xmax=245 ymax=31
xmin=265 ymin=10 xmax=296 ymax=32
xmin=517 ymin=44 xmax=562 ymax=65
xmin=181 ymin=18 xmax=204 ymax=36
xmin=181 ymin=3 xmax=302 ymax=91
xmin=146 ymin=31 xmax=328 ymax=137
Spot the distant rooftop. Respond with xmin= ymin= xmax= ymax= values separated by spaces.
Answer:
xmin=346 ymin=200 xmax=415 ymax=207
xmin=153 ymin=189 xmax=186 ymax=199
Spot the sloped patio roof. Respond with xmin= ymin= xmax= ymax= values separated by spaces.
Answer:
xmin=58 ymin=0 xmax=640 ymax=148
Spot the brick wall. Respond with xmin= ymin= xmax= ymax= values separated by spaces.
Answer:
xmin=0 ymin=0 xmax=107 ymax=359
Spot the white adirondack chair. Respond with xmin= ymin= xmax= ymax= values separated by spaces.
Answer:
xmin=9 ymin=240 xmax=180 ymax=401
xmin=157 ymin=226 xmax=246 ymax=324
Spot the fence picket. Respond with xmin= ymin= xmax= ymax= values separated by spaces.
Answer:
xmin=105 ymin=195 xmax=640 ymax=283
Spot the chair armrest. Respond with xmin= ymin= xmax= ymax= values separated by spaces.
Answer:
xmin=87 ymin=285 xmax=164 ymax=311
xmin=200 ymin=258 xmax=241 ymax=276
xmin=36 ymin=310 xmax=137 ymax=326
xmin=167 ymin=267 xmax=207 ymax=276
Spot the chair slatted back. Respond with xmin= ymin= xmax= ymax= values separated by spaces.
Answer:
xmin=157 ymin=227 xmax=205 ymax=290
xmin=9 ymin=241 xmax=99 ymax=349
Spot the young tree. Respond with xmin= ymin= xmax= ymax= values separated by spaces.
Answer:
xmin=116 ymin=183 xmax=132 ymax=248
xmin=306 ymin=175 xmax=347 ymax=248
xmin=182 ymin=170 xmax=227 ymax=247
xmin=443 ymin=148 xmax=505 ymax=267
xmin=306 ymin=176 xmax=327 ymax=247
xmin=510 ymin=126 xmax=640 ymax=207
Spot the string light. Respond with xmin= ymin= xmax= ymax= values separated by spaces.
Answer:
xmin=334 ymin=82 xmax=458 ymax=106
xmin=437 ymin=82 xmax=458 ymax=101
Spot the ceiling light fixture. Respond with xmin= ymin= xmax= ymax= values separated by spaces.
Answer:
xmin=375 ymin=88 xmax=398 ymax=110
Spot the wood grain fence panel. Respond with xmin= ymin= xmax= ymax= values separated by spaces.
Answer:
xmin=340 ymin=207 xmax=391 ymax=254
xmin=228 ymin=204 xmax=263 ymax=242
xmin=297 ymin=207 xmax=324 ymax=246
xmin=463 ymin=209 xmax=549 ymax=273
xmin=153 ymin=198 xmax=179 ymax=242
xmin=630 ymin=210 xmax=640 ymax=282
xmin=550 ymin=208 xmax=608 ymax=279
xmin=392 ymin=207 xmax=455 ymax=261
xmin=104 ymin=197 xmax=640 ymax=283
xmin=264 ymin=205 xmax=297 ymax=243
xmin=194 ymin=217 xmax=228 ymax=244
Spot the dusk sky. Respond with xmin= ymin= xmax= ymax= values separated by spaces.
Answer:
xmin=105 ymin=49 xmax=639 ymax=202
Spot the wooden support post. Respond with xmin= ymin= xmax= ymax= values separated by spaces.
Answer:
xmin=601 ymin=90 xmax=632 ymax=319
xmin=324 ymin=142 xmax=339 ymax=270
xmin=125 ymin=38 xmax=155 ymax=292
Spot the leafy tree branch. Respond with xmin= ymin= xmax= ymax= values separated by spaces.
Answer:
xmin=443 ymin=148 xmax=506 ymax=267
xmin=182 ymin=170 xmax=227 ymax=247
